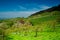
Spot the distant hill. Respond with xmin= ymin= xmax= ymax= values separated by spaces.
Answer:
xmin=30 ymin=5 xmax=60 ymax=17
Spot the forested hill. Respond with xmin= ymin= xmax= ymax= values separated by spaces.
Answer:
xmin=30 ymin=5 xmax=60 ymax=17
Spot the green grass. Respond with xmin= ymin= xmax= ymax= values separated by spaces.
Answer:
xmin=4 ymin=32 xmax=60 ymax=40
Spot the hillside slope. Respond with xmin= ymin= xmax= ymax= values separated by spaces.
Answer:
xmin=28 ymin=5 xmax=60 ymax=32
xmin=30 ymin=5 xmax=60 ymax=17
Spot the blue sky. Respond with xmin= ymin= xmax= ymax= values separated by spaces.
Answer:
xmin=0 ymin=0 xmax=60 ymax=18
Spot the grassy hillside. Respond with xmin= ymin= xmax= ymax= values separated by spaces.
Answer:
xmin=0 ymin=5 xmax=60 ymax=40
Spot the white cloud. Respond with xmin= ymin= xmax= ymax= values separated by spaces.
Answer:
xmin=41 ymin=6 xmax=50 ymax=9
xmin=29 ymin=8 xmax=40 ymax=11
xmin=38 ymin=5 xmax=51 ymax=10
xmin=0 ymin=11 xmax=37 ymax=18
xmin=14 ymin=4 xmax=50 ymax=12
xmin=18 ymin=5 xmax=27 ymax=9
